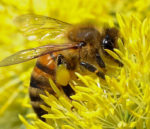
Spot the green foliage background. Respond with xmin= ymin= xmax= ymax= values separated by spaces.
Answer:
xmin=0 ymin=0 xmax=150 ymax=129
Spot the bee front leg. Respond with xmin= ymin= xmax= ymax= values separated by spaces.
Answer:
xmin=80 ymin=62 xmax=105 ymax=79
xmin=95 ymin=51 xmax=105 ymax=68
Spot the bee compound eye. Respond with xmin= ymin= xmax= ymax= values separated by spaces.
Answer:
xmin=102 ymin=35 xmax=114 ymax=50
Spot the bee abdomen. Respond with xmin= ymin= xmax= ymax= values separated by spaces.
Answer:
xmin=29 ymin=75 xmax=49 ymax=121
xmin=36 ymin=61 xmax=55 ymax=75
xmin=29 ymin=87 xmax=46 ymax=101
xmin=30 ymin=100 xmax=47 ymax=121
xmin=29 ymin=54 xmax=57 ymax=120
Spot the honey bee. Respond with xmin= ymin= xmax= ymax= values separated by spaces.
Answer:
xmin=0 ymin=14 xmax=122 ymax=121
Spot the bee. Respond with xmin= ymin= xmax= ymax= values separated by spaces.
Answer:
xmin=0 ymin=14 xmax=122 ymax=121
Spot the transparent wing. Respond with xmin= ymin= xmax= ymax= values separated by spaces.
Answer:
xmin=14 ymin=14 xmax=71 ymax=42
xmin=0 ymin=43 xmax=79 ymax=67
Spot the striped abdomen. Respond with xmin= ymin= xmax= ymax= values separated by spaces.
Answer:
xmin=29 ymin=52 xmax=75 ymax=121
xmin=29 ymin=53 xmax=57 ymax=121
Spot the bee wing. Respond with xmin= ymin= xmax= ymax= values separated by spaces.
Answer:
xmin=0 ymin=44 xmax=78 ymax=67
xmin=14 ymin=14 xmax=71 ymax=42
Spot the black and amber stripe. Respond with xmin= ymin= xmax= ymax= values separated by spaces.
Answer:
xmin=29 ymin=52 xmax=77 ymax=121
xmin=29 ymin=53 xmax=57 ymax=121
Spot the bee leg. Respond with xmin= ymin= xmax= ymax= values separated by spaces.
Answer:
xmin=56 ymin=54 xmax=70 ymax=86
xmin=95 ymin=52 xmax=105 ymax=68
xmin=56 ymin=54 xmax=75 ymax=97
xmin=114 ymin=59 xmax=123 ymax=67
xmin=80 ymin=62 xmax=105 ymax=79
xmin=106 ymin=52 xmax=123 ymax=67
xmin=57 ymin=54 xmax=67 ymax=66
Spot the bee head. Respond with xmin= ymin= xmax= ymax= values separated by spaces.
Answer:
xmin=101 ymin=28 xmax=119 ymax=51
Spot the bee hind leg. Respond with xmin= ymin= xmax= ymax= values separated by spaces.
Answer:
xmin=56 ymin=54 xmax=75 ymax=97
